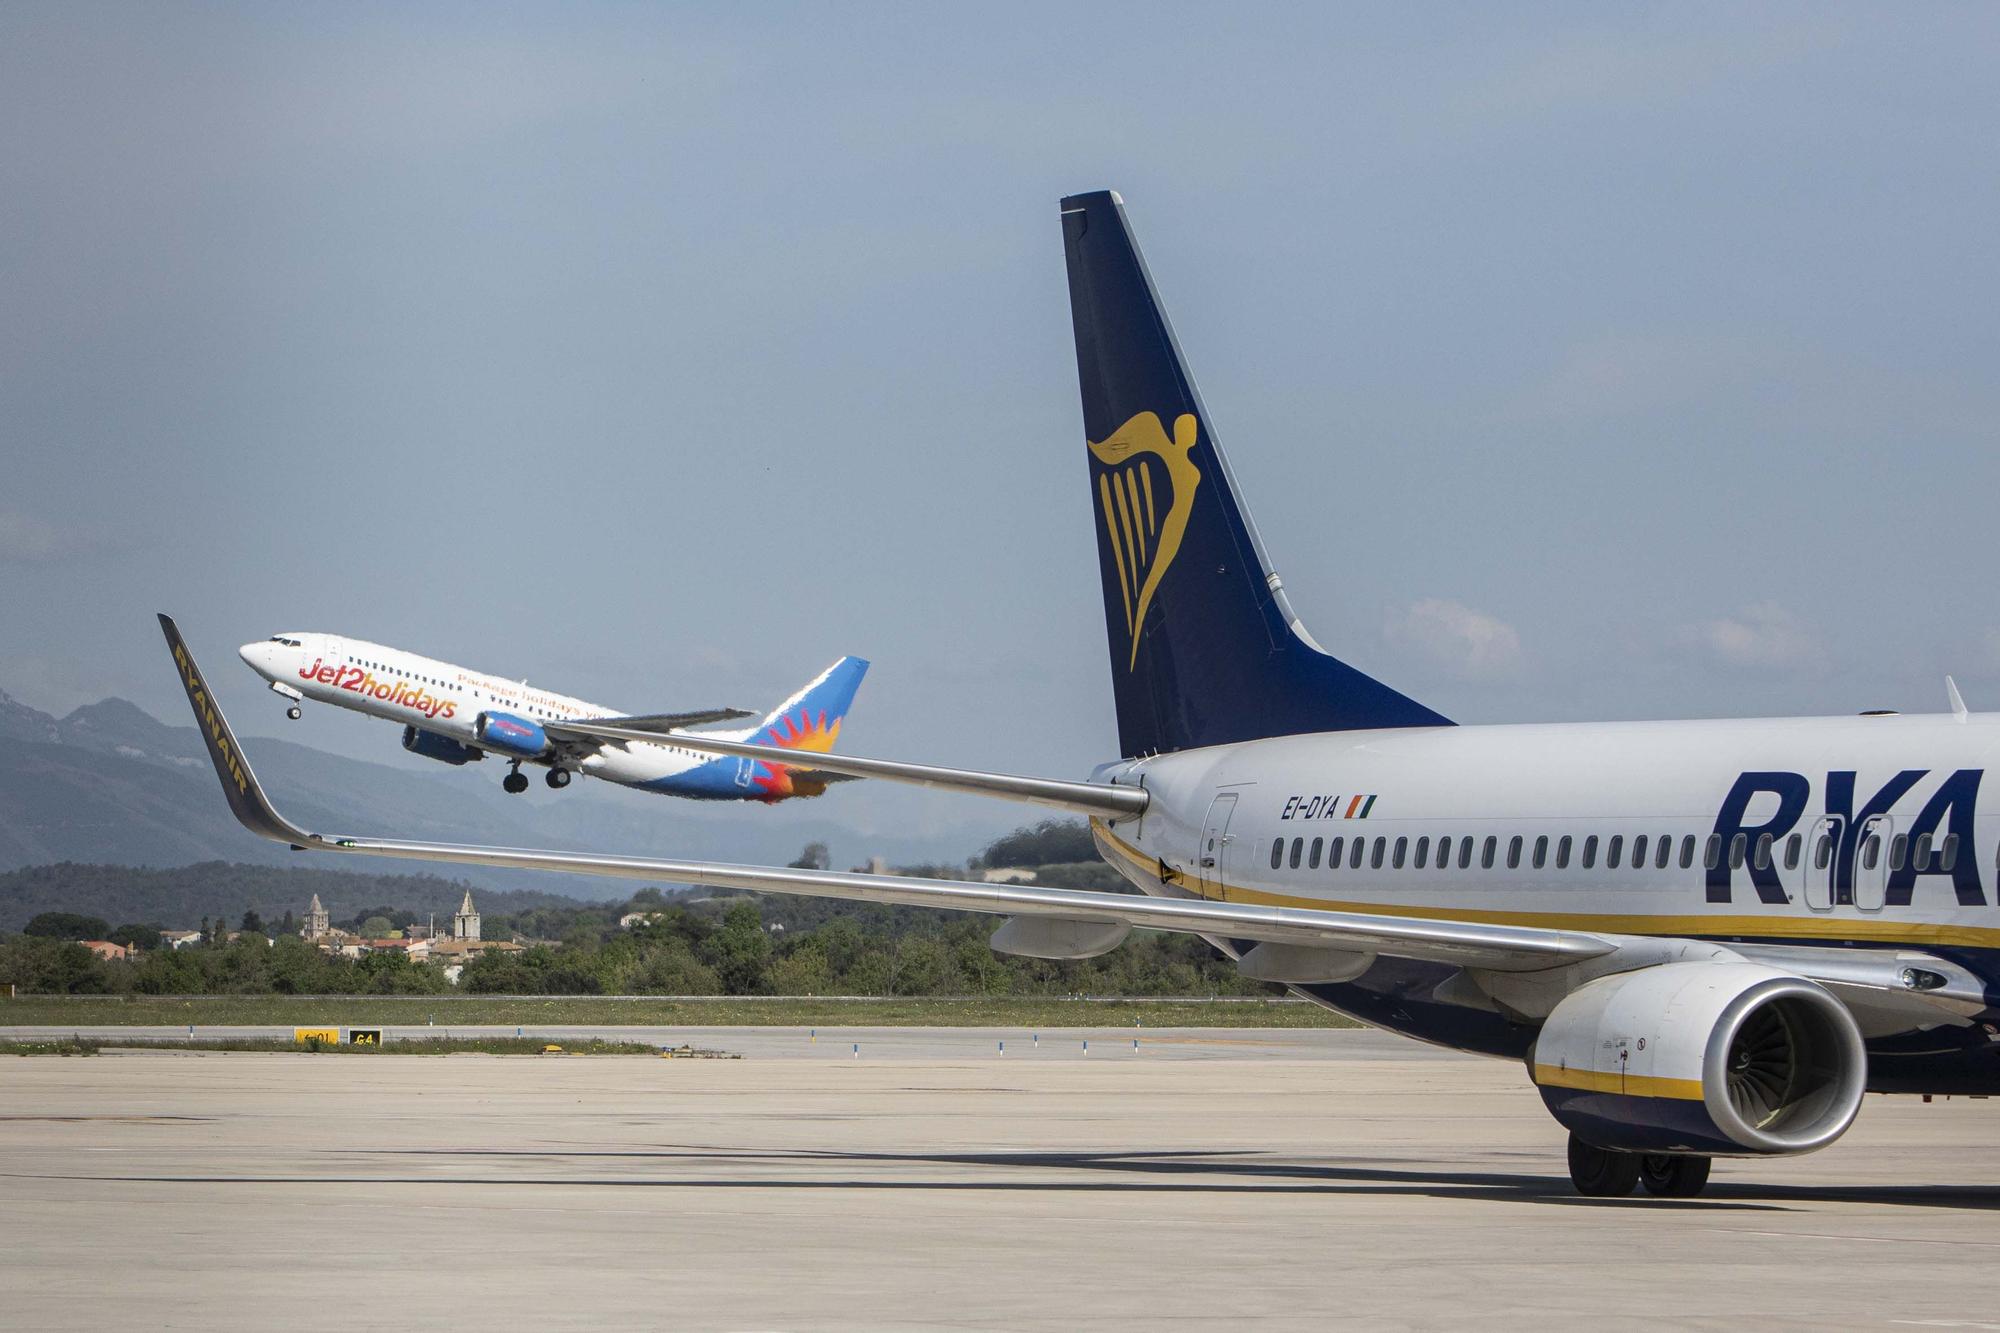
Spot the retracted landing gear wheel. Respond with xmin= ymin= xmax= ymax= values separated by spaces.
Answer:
xmin=545 ymin=768 xmax=571 ymax=790
xmin=1567 ymin=1133 xmax=1639 ymax=1197
xmin=502 ymin=766 xmax=529 ymax=795
xmin=1639 ymin=1154 xmax=1712 ymax=1198
xmin=286 ymin=706 xmax=302 ymax=720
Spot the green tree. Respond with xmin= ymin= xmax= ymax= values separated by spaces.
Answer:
xmin=108 ymin=923 xmax=163 ymax=951
xmin=700 ymin=901 xmax=770 ymax=994
xmin=788 ymin=841 xmax=832 ymax=870
xmin=358 ymin=916 xmax=395 ymax=939
xmin=240 ymin=909 xmax=265 ymax=934
xmin=23 ymin=912 xmax=111 ymax=940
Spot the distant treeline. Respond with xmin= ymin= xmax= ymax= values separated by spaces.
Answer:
xmin=0 ymin=821 xmax=1275 ymax=999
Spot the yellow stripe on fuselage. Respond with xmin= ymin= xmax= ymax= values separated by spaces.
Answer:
xmin=1530 ymin=1064 xmax=1705 ymax=1101
xmin=1090 ymin=822 xmax=2000 ymax=952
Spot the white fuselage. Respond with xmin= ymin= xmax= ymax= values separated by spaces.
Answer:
xmin=1095 ymin=710 xmax=2000 ymax=956
xmin=239 ymin=632 xmax=728 ymax=788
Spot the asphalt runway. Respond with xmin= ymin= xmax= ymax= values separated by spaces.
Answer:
xmin=4 ymin=1028 xmax=1998 ymax=1330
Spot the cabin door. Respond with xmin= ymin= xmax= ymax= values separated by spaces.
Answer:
xmin=1197 ymin=793 xmax=1239 ymax=902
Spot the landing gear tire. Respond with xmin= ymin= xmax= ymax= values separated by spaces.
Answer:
xmin=545 ymin=768 xmax=571 ymax=790
xmin=286 ymin=706 xmax=302 ymax=720
xmin=1638 ymin=1153 xmax=1712 ymax=1198
xmin=502 ymin=766 xmax=529 ymax=795
xmin=1567 ymin=1133 xmax=1639 ymax=1198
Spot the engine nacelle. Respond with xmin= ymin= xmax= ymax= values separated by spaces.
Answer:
xmin=401 ymin=725 xmax=481 ymax=766
xmin=1531 ymin=961 xmax=1865 ymax=1157
xmin=474 ymin=711 xmax=549 ymax=758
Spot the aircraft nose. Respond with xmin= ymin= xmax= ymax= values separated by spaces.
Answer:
xmin=238 ymin=642 xmax=273 ymax=676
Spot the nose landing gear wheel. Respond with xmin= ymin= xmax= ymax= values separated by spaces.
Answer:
xmin=1638 ymin=1154 xmax=1712 ymax=1197
xmin=1567 ymin=1133 xmax=1639 ymax=1197
xmin=286 ymin=706 xmax=302 ymax=720
xmin=545 ymin=768 xmax=571 ymax=790
xmin=502 ymin=765 xmax=529 ymax=795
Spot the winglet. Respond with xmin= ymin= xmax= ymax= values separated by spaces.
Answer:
xmin=1947 ymin=674 xmax=1968 ymax=721
xmin=156 ymin=614 xmax=317 ymax=847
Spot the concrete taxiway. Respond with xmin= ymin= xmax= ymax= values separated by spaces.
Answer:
xmin=2 ymin=1027 xmax=1997 ymax=1330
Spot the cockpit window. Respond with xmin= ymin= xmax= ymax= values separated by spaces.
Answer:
xmin=267 ymin=636 xmax=303 ymax=647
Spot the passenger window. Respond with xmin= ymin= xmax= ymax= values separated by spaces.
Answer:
xmin=1328 ymin=835 xmax=1344 ymax=868
xmin=1350 ymin=837 xmax=1365 ymax=870
xmin=1607 ymin=835 xmax=1623 ymax=869
xmin=1705 ymin=834 xmax=1723 ymax=870
xmin=1862 ymin=835 xmax=1881 ymax=871
xmin=1393 ymin=837 xmax=1408 ymax=870
xmin=1270 ymin=838 xmax=1283 ymax=870
xmin=1631 ymin=834 xmax=1648 ymax=868
xmin=1458 ymin=838 xmax=1473 ymax=870
xmin=1308 ymin=837 xmax=1323 ymax=870
xmin=1582 ymin=835 xmax=1598 ymax=869
xmin=1753 ymin=833 xmax=1772 ymax=871
xmin=1891 ymin=834 xmax=1909 ymax=872
xmin=1654 ymin=836 xmax=1671 ymax=870
xmin=1371 ymin=838 xmax=1386 ymax=870
xmin=1815 ymin=835 xmax=1832 ymax=870
xmin=1480 ymin=836 xmax=1497 ymax=870
xmin=1435 ymin=835 xmax=1451 ymax=867
xmin=1943 ymin=834 xmax=1959 ymax=871
xmin=1556 ymin=835 xmax=1572 ymax=869
xmin=1533 ymin=835 xmax=1548 ymax=869
xmin=1729 ymin=833 xmax=1747 ymax=870
xmin=1783 ymin=834 xmax=1801 ymax=871
xmin=1414 ymin=836 xmax=1430 ymax=870
xmin=1912 ymin=832 xmax=1932 ymax=870
xmin=1506 ymin=836 xmax=1522 ymax=870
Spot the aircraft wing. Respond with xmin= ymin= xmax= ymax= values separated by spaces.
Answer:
xmin=551 ymin=719 xmax=1148 ymax=819
xmin=160 ymin=614 xmax=1605 ymax=973
xmin=575 ymin=708 xmax=755 ymax=734
xmin=160 ymin=616 xmax=1988 ymax=1011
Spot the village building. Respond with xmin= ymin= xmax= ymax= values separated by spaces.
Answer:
xmin=303 ymin=894 xmax=330 ymax=940
xmin=453 ymin=891 xmax=480 ymax=942
xmin=78 ymin=940 xmax=130 ymax=962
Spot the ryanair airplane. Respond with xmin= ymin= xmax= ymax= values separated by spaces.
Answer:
xmin=235 ymin=631 xmax=867 ymax=802
xmin=165 ymin=189 xmax=1998 ymax=1198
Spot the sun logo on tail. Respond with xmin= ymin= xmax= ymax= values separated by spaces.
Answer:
xmin=1088 ymin=411 xmax=1202 ymax=670
xmin=749 ymin=708 xmax=843 ymax=800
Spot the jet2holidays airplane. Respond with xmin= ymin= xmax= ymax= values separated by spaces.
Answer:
xmin=235 ymin=633 xmax=867 ymax=801
xmin=170 ymin=189 xmax=2000 ymax=1197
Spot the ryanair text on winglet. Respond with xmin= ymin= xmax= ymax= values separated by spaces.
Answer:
xmin=174 ymin=641 xmax=248 ymax=797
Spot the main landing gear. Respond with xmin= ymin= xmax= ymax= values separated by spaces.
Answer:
xmin=502 ymin=762 xmax=529 ymax=795
xmin=545 ymin=767 xmax=571 ymax=790
xmin=1566 ymin=1133 xmax=1712 ymax=1198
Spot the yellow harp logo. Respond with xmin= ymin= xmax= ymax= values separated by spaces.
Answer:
xmin=1088 ymin=411 xmax=1201 ymax=670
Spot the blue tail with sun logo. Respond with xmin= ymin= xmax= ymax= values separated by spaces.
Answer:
xmin=644 ymin=656 xmax=869 ymax=802
xmin=1060 ymin=189 xmax=1451 ymax=758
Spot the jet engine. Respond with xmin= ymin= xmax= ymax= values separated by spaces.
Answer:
xmin=400 ymin=725 xmax=481 ymax=766
xmin=1530 ymin=961 xmax=1866 ymax=1157
xmin=473 ymin=711 xmax=549 ymax=758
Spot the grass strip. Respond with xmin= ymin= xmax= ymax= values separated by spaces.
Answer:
xmin=0 ymin=996 xmax=1359 ymax=1029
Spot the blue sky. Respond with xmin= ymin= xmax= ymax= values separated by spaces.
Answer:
xmin=3 ymin=4 xmax=1997 ymax=861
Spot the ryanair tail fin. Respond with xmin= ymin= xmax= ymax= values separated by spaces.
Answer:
xmin=1060 ymin=189 xmax=1450 ymax=757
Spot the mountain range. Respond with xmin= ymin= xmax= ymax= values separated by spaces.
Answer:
xmin=0 ymin=686 xmax=972 ymax=896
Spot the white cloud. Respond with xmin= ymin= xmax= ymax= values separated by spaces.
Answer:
xmin=1385 ymin=598 xmax=1524 ymax=680
xmin=1686 ymin=603 xmax=1819 ymax=671
xmin=0 ymin=512 xmax=62 ymax=564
